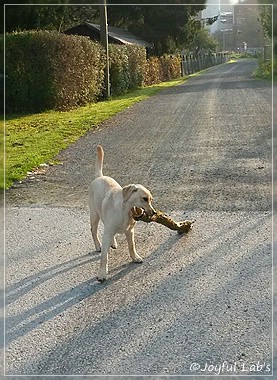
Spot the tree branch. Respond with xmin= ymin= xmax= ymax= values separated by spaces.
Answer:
xmin=132 ymin=207 xmax=194 ymax=234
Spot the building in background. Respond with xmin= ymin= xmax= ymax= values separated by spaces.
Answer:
xmin=202 ymin=0 xmax=265 ymax=52
xmin=218 ymin=9 xmax=234 ymax=51
xmin=233 ymin=0 xmax=265 ymax=53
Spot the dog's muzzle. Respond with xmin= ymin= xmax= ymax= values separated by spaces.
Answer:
xmin=146 ymin=206 xmax=157 ymax=217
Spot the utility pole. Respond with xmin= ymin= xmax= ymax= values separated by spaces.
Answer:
xmin=100 ymin=0 xmax=110 ymax=98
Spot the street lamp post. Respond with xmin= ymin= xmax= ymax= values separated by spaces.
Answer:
xmin=100 ymin=0 xmax=110 ymax=98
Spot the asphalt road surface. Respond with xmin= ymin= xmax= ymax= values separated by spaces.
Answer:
xmin=3 ymin=59 xmax=273 ymax=377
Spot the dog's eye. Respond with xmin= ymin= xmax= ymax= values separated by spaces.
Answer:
xmin=143 ymin=197 xmax=148 ymax=202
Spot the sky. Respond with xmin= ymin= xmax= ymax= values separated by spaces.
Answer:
xmin=205 ymin=0 xmax=239 ymax=6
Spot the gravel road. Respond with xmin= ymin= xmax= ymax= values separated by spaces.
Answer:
xmin=3 ymin=59 xmax=273 ymax=377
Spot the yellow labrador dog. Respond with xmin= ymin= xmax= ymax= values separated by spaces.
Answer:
xmin=89 ymin=145 xmax=156 ymax=282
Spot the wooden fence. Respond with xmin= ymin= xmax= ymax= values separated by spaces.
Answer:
xmin=181 ymin=52 xmax=230 ymax=76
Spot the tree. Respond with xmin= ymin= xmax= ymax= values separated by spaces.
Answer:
xmin=4 ymin=0 xmax=207 ymax=56
xmin=187 ymin=27 xmax=219 ymax=53
xmin=4 ymin=1 xmax=99 ymax=33
xmin=106 ymin=1 xmax=207 ymax=55
xmin=257 ymin=0 xmax=275 ymax=57
xmin=256 ymin=1 xmax=273 ymax=40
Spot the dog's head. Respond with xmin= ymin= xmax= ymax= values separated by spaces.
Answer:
xmin=122 ymin=184 xmax=156 ymax=217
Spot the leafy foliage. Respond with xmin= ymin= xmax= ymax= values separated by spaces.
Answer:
xmin=5 ymin=31 xmax=147 ymax=112
xmin=126 ymin=45 xmax=147 ymax=89
xmin=4 ymin=1 xmax=99 ymax=33
xmin=144 ymin=57 xmax=161 ymax=86
xmin=257 ymin=1 xmax=273 ymax=40
xmin=144 ymin=55 xmax=181 ymax=86
xmin=5 ymin=31 xmax=105 ymax=113
xmin=187 ymin=28 xmax=218 ymax=53
xmin=109 ymin=44 xmax=147 ymax=96
xmin=109 ymin=45 xmax=131 ymax=96
xmin=4 ymin=1 xmax=207 ymax=56
xmin=159 ymin=55 xmax=182 ymax=82
xmin=107 ymin=1 xmax=206 ymax=55
xmin=5 ymin=30 xmax=183 ymax=112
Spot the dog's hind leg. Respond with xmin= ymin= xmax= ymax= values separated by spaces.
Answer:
xmin=90 ymin=213 xmax=101 ymax=252
xmin=125 ymin=228 xmax=143 ymax=263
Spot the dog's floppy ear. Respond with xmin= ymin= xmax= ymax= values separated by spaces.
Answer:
xmin=122 ymin=184 xmax=138 ymax=202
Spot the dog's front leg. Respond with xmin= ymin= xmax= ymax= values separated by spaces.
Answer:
xmin=97 ymin=233 xmax=113 ymax=282
xmin=125 ymin=227 xmax=143 ymax=263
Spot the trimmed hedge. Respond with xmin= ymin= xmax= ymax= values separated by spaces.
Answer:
xmin=5 ymin=31 xmax=105 ymax=113
xmin=144 ymin=55 xmax=182 ymax=86
xmin=126 ymin=45 xmax=146 ymax=90
xmin=109 ymin=44 xmax=146 ymax=96
xmin=144 ymin=57 xmax=161 ymax=86
xmin=160 ymin=55 xmax=182 ymax=81
xmin=5 ymin=31 xmax=182 ymax=113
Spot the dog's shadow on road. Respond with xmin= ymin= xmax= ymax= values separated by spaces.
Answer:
xmin=108 ymin=232 xmax=187 ymax=279
xmin=5 ymin=233 xmax=182 ymax=348
xmin=5 ymin=252 xmax=100 ymax=346
xmin=5 ymin=253 xmax=99 ymax=306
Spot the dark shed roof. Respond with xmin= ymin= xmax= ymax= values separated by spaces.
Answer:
xmin=64 ymin=22 xmax=151 ymax=48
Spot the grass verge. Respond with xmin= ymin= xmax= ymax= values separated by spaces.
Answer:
xmin=252 ymin=54 xmax=273 ymax=80
xmin=3 ymin=77 xmax=188 ymax=189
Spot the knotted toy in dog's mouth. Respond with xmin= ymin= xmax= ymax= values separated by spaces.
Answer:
xmin=131 ymin=207 xmax=194 ymax=234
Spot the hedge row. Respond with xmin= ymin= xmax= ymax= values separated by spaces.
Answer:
xmin=109 ymin=44 xmax=146 ymax=96
xmin=5 ymin=31 xmax=182 ymax=113
xmin=144 ymin=55 xmax=181 ymax=86
xmin=5 ymin=31 xmax=105 ymax=113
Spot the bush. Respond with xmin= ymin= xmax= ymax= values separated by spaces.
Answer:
xmin=5 ymin=30 xmax=182 ymax=113
xmin=109 ymin=44 xmax=146 ymax=96
xmin=253 ymin=54 xmax=272 ymax=80
xmin=5 ymin=31 xmax=105 ymax=113
xmin=253 ymin=59 xmax=272 ymax=79
xmin=126 ymin=45 xmax=146 ymax=89
xmin=144 ymin=57 xmax=162 ymax=86
xmin=109 ymin=45 xmax=130 ymax=96
xmin=143 ymin=55 xmax=181 ymax=85
xmin=159 ymin=55 xmax=181 ymax=81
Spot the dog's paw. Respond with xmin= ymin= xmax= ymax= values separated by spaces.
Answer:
xmin=97 ymin=276 xmax=106 ymax=283
xmin=97 ymin=269 xmax=107 ymax=282
xmin=111 ymin=238 xmax=118 ymax=249
xmin=132 ymin=255 xmax=143 ymax=263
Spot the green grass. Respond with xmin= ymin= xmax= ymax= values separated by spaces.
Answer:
xmin=253 ymin=61 xmax=272 ymax=80
xmin=3 ymin=77 xmax=188 ymax=189
xmin=227 ymin=59 xmax=238 ymax=64
xmin=252 ymin=53 xmax=274 ymax=81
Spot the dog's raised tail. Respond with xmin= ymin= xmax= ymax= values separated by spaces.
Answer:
xmin=95 ymin=145 xmax=104 ymax=177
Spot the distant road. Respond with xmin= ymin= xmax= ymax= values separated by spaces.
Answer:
xmin=7 ymin=59 xmax=272 ymax=213
xmin=5 ymin=59 xmax=272 ymax=376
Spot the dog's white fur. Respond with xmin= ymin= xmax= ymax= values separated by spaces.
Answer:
xmin=89 ymin=145 xmax=155 ymax=282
